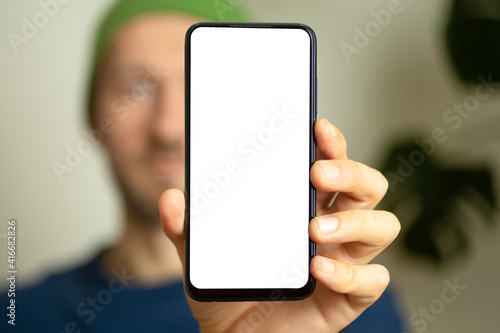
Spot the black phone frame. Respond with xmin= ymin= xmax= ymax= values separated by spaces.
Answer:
xmin=185 ymin=21 xmax=317 ymax=302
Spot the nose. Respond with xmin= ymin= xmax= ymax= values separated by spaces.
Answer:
xmin=150 ymin=73 xmax=185 ymax=144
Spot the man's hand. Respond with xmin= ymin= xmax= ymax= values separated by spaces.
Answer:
xmin=159 ymin=118 xmax=400 ymax=332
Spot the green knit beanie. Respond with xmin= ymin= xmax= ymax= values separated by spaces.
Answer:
xmin=87 ymin=0 xmax=251 ymax=122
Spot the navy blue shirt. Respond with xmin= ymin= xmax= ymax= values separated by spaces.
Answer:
xmin=2 ymin=250 xmax=404 ymax=332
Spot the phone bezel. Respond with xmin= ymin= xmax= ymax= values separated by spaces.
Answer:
xmin=185 ymin=22 xmax=317 ymax=302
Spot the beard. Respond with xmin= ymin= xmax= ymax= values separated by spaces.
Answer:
xmin=110 ymin=139 xmax=185 ymax=228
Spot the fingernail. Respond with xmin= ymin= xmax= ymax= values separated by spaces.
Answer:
xmin=321 ymin=258 xmax=335 ymax=274
xmin=318 ymin=217 xmax=339 ymax=235
xmin=320 ymin=162 xmax=339 ymax=181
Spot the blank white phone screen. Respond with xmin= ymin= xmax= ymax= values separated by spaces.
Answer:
xmin=189 ymin=26 xmax=312 ymax=289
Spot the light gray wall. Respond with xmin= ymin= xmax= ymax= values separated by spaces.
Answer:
xmin=1 ymin=1 xmax=499 ymax=332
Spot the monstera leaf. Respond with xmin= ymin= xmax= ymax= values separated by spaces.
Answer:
xmin=376 ymin=0 xmax=500 ymax=264
xmin=379 ymin=141 xmax=497 ymax=263
xmin=446 ymin=0 xmax=500 ymax=83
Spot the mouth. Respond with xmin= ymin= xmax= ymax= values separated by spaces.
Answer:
xmin=148 ymin=154 xmax=184 ymax=176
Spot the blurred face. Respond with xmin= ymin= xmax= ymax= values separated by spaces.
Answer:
xmin=93 ymin=14 xmax=201 ymax=223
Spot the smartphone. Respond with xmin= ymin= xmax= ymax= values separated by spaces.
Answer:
xmin=185 ymin=22 xmax=317 ymax=301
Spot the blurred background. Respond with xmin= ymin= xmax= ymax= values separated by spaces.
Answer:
xmin=1 ymin=0 xmax=499 ymax=332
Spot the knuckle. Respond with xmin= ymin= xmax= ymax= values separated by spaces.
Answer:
xmin=338 ymin=133 xmax=348 ymax=156
xmin=344 ymin=161 xmax=364 ymax=190
xmin=348 ymin=162 xmax=388 ymax=203
xmin=374 ymin=264 xmax=390 ymax=290
xmin=343 ymin=263 xmax=358 ymax=291
xmin=379 ymin=171 xmax=390 ymax=196
xmin=373 ymin=169 xmax=389 ymax=200
xmin=391 ymin=212 xmax=402 ymax=238
xmin=382 ymin=211 xmax=401 ymax=241
xmin=350 ymin=161 xmax=363 ymax=181
xmin=346 ymin=210 xmax=362 ymax=230
xmin=369 ymin=212 xmax=389 ymax=246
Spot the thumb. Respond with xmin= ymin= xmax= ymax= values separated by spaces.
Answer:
xmin=159 ymin=188 xmax=185 ymax=265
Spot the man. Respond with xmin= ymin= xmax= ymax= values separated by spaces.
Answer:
xmin=3 ymin=0 xmax=403 ymax=331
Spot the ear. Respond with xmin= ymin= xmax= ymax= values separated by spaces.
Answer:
xmin=86 ymin=64 xmax=111 ymax=148
xmin=85 ymin=97 xmax=107 ymax=147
